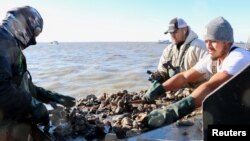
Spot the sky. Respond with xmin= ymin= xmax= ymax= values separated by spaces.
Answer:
xmin=1 ymin=0 xmax=250 ymax=42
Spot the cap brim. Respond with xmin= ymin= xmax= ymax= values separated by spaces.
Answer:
xmin=164 ymin=29 xmax=175 ymax=34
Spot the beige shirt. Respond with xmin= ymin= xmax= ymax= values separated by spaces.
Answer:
xmin=158 ymin=28 xmax=208 ymax=89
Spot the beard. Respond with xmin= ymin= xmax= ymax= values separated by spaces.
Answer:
xmin=210 ymin=47 xmax=228 ymax=61
xmin=210 ymin=56 xmax=218 ymax=61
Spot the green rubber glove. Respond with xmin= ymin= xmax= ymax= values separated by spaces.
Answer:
xmin=51 ymin=93 xmax=76 ymax=107
xmin=143 ymin=81 xmax=166 ymax=103
xmin=146 ymin=96 xmax=195 ymax=128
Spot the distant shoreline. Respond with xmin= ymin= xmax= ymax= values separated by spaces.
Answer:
xmin=37 ymin=42 xmax=249 ymax=50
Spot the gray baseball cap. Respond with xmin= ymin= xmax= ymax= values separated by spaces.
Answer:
xmin=164 ymin=17 xmax=188 ymax=34
xmin=204 ymin=16 xmax=234 ymax=43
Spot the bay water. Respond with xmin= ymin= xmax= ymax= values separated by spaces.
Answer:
xmin=24 ymin=42 xmax=166 ymax=99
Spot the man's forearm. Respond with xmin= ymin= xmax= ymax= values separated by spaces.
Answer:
xmin=162 ymin=73 xmax=189 ymax=91
xmin=191 ymin=72 xmax=232 ymax=108
xmin=162 ymin=68 xmax=203 ymax=93
xmin=190 ymin=82 xmax=214 ymax=108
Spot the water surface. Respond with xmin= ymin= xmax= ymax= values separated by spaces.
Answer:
xmin=24 ymin=42 xmax=166 ymax=98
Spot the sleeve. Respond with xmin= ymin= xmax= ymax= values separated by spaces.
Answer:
xmin=157 ymin=45 xmax=171 ymax=72
xmin=30 ymin=82 xmax=59 ymax=104
xmin=220 ymin=49 xmax=250 ymax=75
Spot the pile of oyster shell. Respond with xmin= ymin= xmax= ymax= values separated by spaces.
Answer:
xmin=48 ymin=89 xmax=201 ymax=140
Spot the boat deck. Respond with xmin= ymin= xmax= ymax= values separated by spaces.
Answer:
xmin=124 ymin=115 xmax=203 ymax=141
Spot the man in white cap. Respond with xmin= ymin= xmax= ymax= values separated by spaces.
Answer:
xmin=145 ymin=16 xmax=250 ymax=128
xmin=144 ymin=17 xmax=208 ymax=102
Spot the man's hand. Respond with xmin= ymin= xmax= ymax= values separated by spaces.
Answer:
xmin=143 ymin=81 xmax=166 ymax=103
xmin=146 ymin=107 xmax=176 ymax=128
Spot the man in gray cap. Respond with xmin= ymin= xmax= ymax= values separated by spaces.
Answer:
xmin=144 ymin=17 xmax=208 ymax=102
xmin=145 ymin=16 xmax=250 ymax=128
xmin=0 ymin=6 xmax=75 ymax=140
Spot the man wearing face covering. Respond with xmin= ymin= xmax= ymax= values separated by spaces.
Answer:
xmin=0 ymin=6 xmax=75 ymax=140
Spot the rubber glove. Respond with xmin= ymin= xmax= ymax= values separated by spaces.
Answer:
xmin=149 ymin=71 xmax=169 ymax=84
xmin=143 ymin=81 xmax=166 ymax=103
xmin=49 ymin=93 xmax=76 ymax=107
xmin=146 ymin=96 xmax=195 ymax=128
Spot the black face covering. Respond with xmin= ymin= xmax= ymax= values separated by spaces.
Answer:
xmin=27 ymin=36 xmax=37 ymax=46
xmin=20 ymin=36 xmax=37 ymax=50
xmin=2 ymin=6 xmax=43 ymax=48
